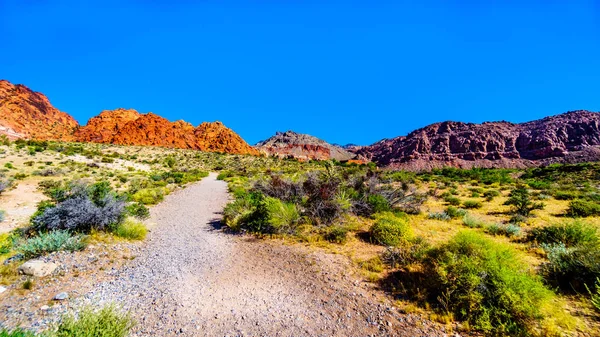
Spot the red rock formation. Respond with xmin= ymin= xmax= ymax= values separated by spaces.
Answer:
xmin=75 ymin=108 xmax=259 ymax=155
xmin=0 ymin=80 xmax=78 ymax=140
xmin=357 ymin=110 xmax=600 ymax=170
xmin=256 ymin=131 xmax=355 ymax=161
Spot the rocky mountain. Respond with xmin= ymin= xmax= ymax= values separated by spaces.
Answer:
xmin=256 ymin=131 xmax=355 ymax=161
xmin=357 ymin=110 xmax=600 ymax=170
xmin=0 ymin=80 xmax=258 ymax=156
xmin=0 ymin=80 xmax=78 ymax=140
xmin=74 ymin=109 xmax=259 ymax=155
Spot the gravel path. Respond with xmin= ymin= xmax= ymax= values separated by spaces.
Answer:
xmin=80 ymin=173 xmax=447 ymax=336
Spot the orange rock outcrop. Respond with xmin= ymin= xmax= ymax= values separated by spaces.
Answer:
xmin=0 ymin=80 xmax=79 ymax=140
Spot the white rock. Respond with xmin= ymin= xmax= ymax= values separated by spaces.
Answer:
xmin=0 ymin=286 xmax=6 ymax=294
xmin=18 ymin=260 xmax=58 ymax=277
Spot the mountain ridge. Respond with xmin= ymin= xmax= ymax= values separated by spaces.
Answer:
xmin=256 ymin=130 xmax=355 ymax=161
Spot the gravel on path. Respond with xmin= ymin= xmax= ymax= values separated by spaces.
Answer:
xmin=74 ymin=173 xmax=448 ymax=336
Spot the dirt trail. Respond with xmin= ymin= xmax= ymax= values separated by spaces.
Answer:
xmin=81 ymin=173 xmax=446 ymax=336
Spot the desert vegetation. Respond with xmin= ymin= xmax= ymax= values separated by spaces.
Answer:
xmin=219 ymin=161 xmax=600 ymax=335
xmin=2 ymin=138 xmax=600 ymax=336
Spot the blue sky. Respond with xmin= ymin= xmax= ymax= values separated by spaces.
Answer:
xmin=1 ymin=1 xmax=599 ymax=145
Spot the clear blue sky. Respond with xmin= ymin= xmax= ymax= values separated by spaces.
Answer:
xmin=1 ymin=1 xmax=599 ymax=146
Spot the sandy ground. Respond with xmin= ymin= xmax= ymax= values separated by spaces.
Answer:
xmin=0 ymin=180 xmax=46 ymax=234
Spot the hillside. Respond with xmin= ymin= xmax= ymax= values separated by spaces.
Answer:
xmin=0 ymin=80 xmax=79 ymax=141
xmin=256 ymin=131 xmax=354 ymax=161
xmin=356 ymin=110 xmax=600 ymax=170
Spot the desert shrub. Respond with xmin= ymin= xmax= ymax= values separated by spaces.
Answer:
xmin=223 ymin=196 xmax=254 ymax=231
xmin=242 ymin=192 xmax=272 ymax=233
xmin=302 ymin=172 xmax=345 ymax=225
xmin=358 ymin=256 xmax=384 ymax=273
xmin=4 ymin=163 xmax=14 ymax=169
xmin=255 ymin=175 xmax=303 ymax=203
xmin=586 ymin=278 xmax=600 ymax=313
xmin=444 ymin=196 xmax=461 ymax=206
xmin=101 ymin=157 xmax=114 ymax=163
xmin=381 ymin=237 xmax=430 ymax=268
xmin=485 ymin=223 xmax=521 ymax=237
xmin=366 ymin=194 xmax=391 ymax=213
xmin=553 ymin=190 xmax=579 ymax=200
xmin=445 ymin=206 xmax=467 ymax=219
xmin=483 ymin=189 xmax=500 ymax=201
xmin=370 ymin=212 xmax=413 ymax=246
xmin=462 ymin=213 xmax=486 ymax=228
xmin=53 ymin=304 xmax=135 ymax=337
xmin=527 ymin=219 xmax=598 ymax=247
xmin=541 ymin=243 xmax=600 ymax=292
xmin=462 ymin=200 xmax=482 ymax=209
xmin=125 ymin=202 xmax=150 ymax=220
xmin=566 ymin=199 xmax=600 ymax=217
xmin=324 ymin=226 xmax=349 ymax=244
xmin=0 ymin=179 xmax=12 ymax=195
xmin=504 ymin=185 xmax=544 ymax=217
xmin=420 ymin=231 xmax=558 ymax=335
xmin=113 ymin=219 xmax=147 ymax=240
xmin=0 ymin=329 xmax=38 ymax=337
xmin=428 ymin=211 xmax=450 ymax=221
xmin=264 ymin=197 xmax=300 ymax=234
xmin=164 ymin=156 xmax=176 ymax=168
xmin=32 ymin=194 xmax=125 ymax=233
xmin=132 ymin=188 xmax=167 ymax=205
xmin=18 ymin=230 xmax=87 ymax=258
xmin=217 ymin=171 xmax=235 ymax=180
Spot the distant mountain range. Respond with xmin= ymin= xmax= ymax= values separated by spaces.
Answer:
xmin=2 ymin=79 xmax=600 ymax=170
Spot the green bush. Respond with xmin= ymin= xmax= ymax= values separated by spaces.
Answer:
xmin=324 ymin=226 xmax=349 ymax=244
xmin=483 ymin=189 xmax=500 ymax=201
xmin=462 ymin=213 xmax=486 ymax=228
xmin=370 ymin=212 xmax=413 ymax=246
xmin=223 ymin=196 xmax=254 ymax=231
xmin=264 ymin=197 xmax=300 ymax=234
xmin=554 ymin=190 xmax=579 ymax=200
xmin=217 ymin=171 xmax=235 ymax=180
xmin=18 ymin=230 xmax=87 ymax=258
xmin=485 ymin=223 xmax=521 ymax=237
xmin=366 ymin=194 xmax=391 ymax=213
xmin=113 ymin=219 xmax=147 ymax=240
xmin=422 ymin=231 xmax=558 ymax=335
xmin=444 ymin=206 xmax=467 ymax=219
xmin=527 ymin=219 xmax=598 ymax=247
xmin=428 ymin=211 xmax=450 ymax=221
xmin=462 ymin=200 xmax=482 ymax=209
xmin=504 ymin=185 xmax=544 ymax=217
xmin=53 ymin=304 xmax=135 ymax=337
xmin=125 ymin=202 xmax=150 ymax=220
xmin=444 ymin=196 xmax=461 ymax=206
xmin=566 ymin=199 xmax=600 ymax=217
xmin=132 ymin=188 xmax=167 ymax=205
xmin=541 ymin=243 xmax=600 ymax=292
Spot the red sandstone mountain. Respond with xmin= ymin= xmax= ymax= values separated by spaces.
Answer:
xmin=256 ymin=131 xmax=355 ymax=161
xmin=0 ymin=80 xmax=78 ymax=140
xmin=0 ymin=80 xmax=258 ymax=156
xmin=74 ymin=109 xmax=259 ymax=155
xmin=355 ymin=110 xmax=600 ymax=170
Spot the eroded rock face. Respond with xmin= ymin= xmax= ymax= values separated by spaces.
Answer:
xmin=357 ymin=110 xmax=600 ymax=170
xmin=75 ymin=109 xmax=259 ymax=155
xmin=256 ymin=131 xmax=355 ymax=161
xmin=0 ymin=80 xmax=79 ymax=140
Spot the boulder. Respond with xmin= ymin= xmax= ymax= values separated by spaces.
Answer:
xmin=17 ymin=260 xmax=58 ymax=277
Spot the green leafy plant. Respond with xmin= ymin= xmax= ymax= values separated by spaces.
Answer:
xmin=53 ymin=304 xmax=135 ymax=337
xmin=113 ymin=219 xmax=147 ymax=240
xmin=462 ymin=200 xmax=482 ymax=209
xmin=125 ymin=202 xmax=150 ymax=220
xmin=485 ymin=223 xmax=521 ymax=237
xmin=370 ymin=212 xmax=413 ymax=246
xmin=504 ymin=185 xmax=544 ymax=217
xmin=566 ymin=199 xmax=600 ymax=217
xmin=18 ymin=230 xmax=87 ymax=258
xmin=324 ymin=226 xmax=349 ymax=244
xmin=527 ymin=219 xmax=598 ymax=247
xmin=585 ymin=278 xmax=600 ymax=313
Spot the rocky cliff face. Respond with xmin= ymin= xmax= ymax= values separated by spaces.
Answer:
xmin=75 ymin=109 xmax=259 ymax=155
xmin=256 ymin=131 xmax=355 ymax=161
xmin=356 ymin=110 xmax=600 ymax=170
xmin=0 ymin=80 xmax=79 ymax=140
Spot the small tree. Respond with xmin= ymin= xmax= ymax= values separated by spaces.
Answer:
xmin=504 ymin=184 xmax=544 ymax=217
